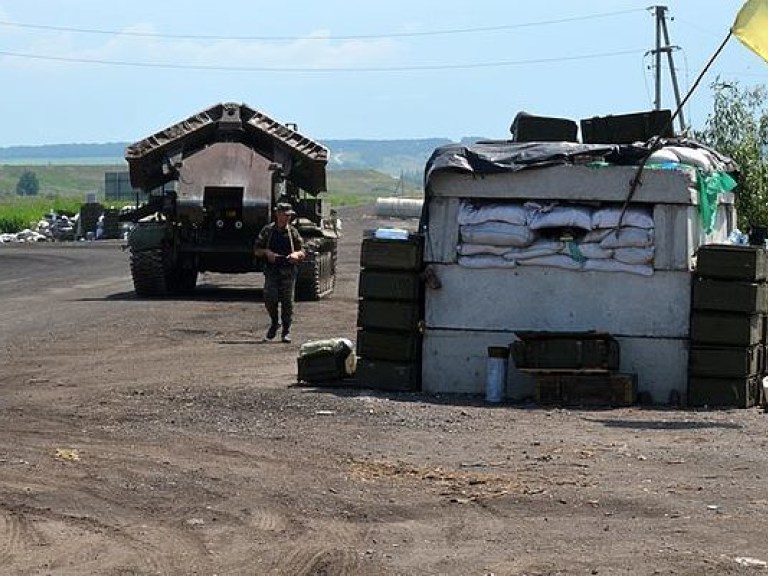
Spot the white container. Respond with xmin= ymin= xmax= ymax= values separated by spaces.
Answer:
xmin=375 ymin=197 xmax=424 ymax=219
xmin=374 ymin=227 xmax=409 ymax=240
xmin=485 ymin=346 xmax=508 ymax=403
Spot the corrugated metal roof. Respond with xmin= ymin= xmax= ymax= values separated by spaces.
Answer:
xmin=125 ymin=102 xmax=328 ymax=194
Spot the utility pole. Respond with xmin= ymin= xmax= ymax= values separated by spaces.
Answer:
xmin=650 ymin=6 xmax=686 ymax=134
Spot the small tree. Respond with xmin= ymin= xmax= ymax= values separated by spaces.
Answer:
xmin=695 ymin=81 xmax=768 ymax=228
xmin=16 ymin=170 xmax=40 ymax=197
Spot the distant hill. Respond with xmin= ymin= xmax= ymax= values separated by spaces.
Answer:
xmin=0 ymin=138 xmax=485 ymax=177
xmin=0 ymin=143 xmax=127 ymax=161
xmin=325 ymin=138 xmax=451 ymax=176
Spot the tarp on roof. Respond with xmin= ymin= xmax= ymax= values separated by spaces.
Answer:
xmin=424 ymin=139 xmax=737 ymax=189
xmin=425 ymin=141 xmax=620 ymax=184
xmin=125 ymin=102 xmax=328 ymax=194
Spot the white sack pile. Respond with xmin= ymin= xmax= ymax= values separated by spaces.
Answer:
xmin=457 ymin=201 xmax=654 ymax=275
xmin=0 ymin=214 xmax=78 ymax=244
xmin=0 ymin=229 xmax=48 ymax=243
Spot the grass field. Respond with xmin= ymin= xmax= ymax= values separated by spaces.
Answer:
xmin=0 ymin=165 xmax=423 ymax=233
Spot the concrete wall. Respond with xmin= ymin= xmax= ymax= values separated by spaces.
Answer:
xmin=427 ymin=164 xmax=699 ymax=203
xmin=425 ymin=266 xmax=691 ymax=337
xmin=422 ymin=329 xmax=688 ymax=404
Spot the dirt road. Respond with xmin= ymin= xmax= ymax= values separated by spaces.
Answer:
xmin=2 ymin=205 xmax=768 ymax=576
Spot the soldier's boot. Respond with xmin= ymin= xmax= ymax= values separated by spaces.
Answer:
xmin=264 ymin=304 xmax=280 ymax=341
xmin=281 ymin=316 xmax=292 ymax=343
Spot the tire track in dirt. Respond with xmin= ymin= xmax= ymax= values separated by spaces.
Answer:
xmin=6 ymin=451 xmax=220 ymax=575
xmin=15 ymin=500 xmax=215 ymax=575
xmin=266 ymin=545 xmax=364 ymax=576
xmin=0 ymin=501 xmax=186 ymax=575
xmin=0 ymin=508 xmax=45 ymax=566
xmin=244 ymin=506 xmax=290 ymax=532
xmin=259 ymin=511 xmax=374 ymax=575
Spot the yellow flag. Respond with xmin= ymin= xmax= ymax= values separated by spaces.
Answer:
xmin=732 ymin=0 xmax=768 ymax=63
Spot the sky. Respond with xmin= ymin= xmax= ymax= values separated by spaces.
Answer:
xmin=0 ymin=0 xmax=765 ymax=147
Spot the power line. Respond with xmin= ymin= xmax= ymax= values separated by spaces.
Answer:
xmin=0 ymin=9 xmax=645 ymax=42
xmin=0 ymin=47 xmax=645 ymax=72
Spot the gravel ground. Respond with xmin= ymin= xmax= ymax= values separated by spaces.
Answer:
xmin=1 ymin=205 xmax=768 ymax=576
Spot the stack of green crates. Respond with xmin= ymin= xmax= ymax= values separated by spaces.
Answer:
xmin=101 ymin=208 xmax=122 ymax=239
xmin=689 ymin=244 xmax=768 ymax=408
xmin=79 ymin=202 xmax=103 ymax=239
xmin=355 ymin=233 xmax=424 ymax=391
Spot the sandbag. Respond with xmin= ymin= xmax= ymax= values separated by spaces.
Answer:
xmin=613 ymin=246 xmax=655 ymax=265
xmin=583 ymin=259 xmax=654 ymax=276
xmin=460 ymin=222 xmax=535 ymax=247
xmin=458 ymin=201 xmax=528 ymax=226
xmin=458 ymin=255 xmax=517 ymax=269
xmin=504 ymin=240 xmax=564 ymax=261
xmin=581 ymin=229 xmax=612 ymax=243
xmin=599 ymin=227 xmax=654 ymax=249
xmin=576 ymin=242 xmax=614 ymax=260
xmin=591 ymin=207 xmax=654 ymax=230
xmin=528 ymin=204 xmax=593 ymax=231
xmin=516 ymin=254 xmax=583 ymax=270
xmin=457 ymin=243 xmax=511 ymax=257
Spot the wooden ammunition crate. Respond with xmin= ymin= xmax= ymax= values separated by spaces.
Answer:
xmin=687 ymin=375 xmax=761 ymax=408
xmin=358 ymin=269 xmax=422 ymax=301
xmin=512 ymin=332 xmax=620 ymax=371
xmin=696 ymin=244 xmax=768 ymax=281
xmin=692 ymin=278 xmax=768 ymax=314
xmin=535 ymin=372 xmax=637 ymax=407
xmin=360 ymin=236 xmax=423 ymax=271
xmin=689 ymin=345 xmax=763 ymax=378
xmin=357 ymin=329 xmax=421 ymax=363
xmin=355 ymin=358 xmax=421 ymax=392
xmin=357 ymin=299 xmax=421 ymax=331
xmin=690 ymin=311 xmax=763 ymax=346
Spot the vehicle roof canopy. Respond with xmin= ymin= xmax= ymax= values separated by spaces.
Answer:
xmin=125 ymin=102 xmax=328 ymax=194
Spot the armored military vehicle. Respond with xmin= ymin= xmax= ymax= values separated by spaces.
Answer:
xmin=122 ymin=102 xmax=339 ymax=300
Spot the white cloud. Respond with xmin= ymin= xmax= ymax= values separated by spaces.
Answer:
xmin=2 ymin=20 xmax=403 ymax=73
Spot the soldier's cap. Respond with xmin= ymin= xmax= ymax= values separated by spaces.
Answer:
xmin=275 ymin=202 xmax=295 ymax=215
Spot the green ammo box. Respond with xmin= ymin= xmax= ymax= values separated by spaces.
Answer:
xmin=355 ymin=357 xmax=421 ymax=392
xmin=297 ymin=354 xmax=348 ymax=384
xmin=360 ymin=236 xmax=423 ymax=271
xmin=696 ymin=245 xmax=768 ymax=281
xmin=690 ymin=312 xmax=763 ymax=346
xmin=692 ymin=277 xmax=768 ymax=314
xmin=689 ymin=345 xmax=763 ymax=378
xmin=534 ymin=372 xmax=637 ymax=407
xmin=512 ymin=332 xmax=620 ymax=371
xmin=357 ymin=299 xmax=421 ymax=331
xmin=357 ymin=329 xmax=421 ymax=363
xmin=358 ymin=269 xmax=422 ymax=301
xmin=687 ymin=375 xmax=761 ymax=408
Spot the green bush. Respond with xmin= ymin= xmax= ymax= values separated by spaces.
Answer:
xmin=0 ymin=196 xmax=83 ymax=233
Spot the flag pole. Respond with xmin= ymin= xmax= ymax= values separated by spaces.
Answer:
xmin=617 ymin=30 xmax=734 ymax=227
xmin=667 ymin=31 xmax=733 ymax=134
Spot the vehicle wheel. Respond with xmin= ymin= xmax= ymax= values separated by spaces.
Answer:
xmin=296 ymin=249 xmax=336 ymax=301
xmin=168 ymin=267 xmax=198 ymax=294
xmin=130 ymin=248 xmax=168 ymax=297
xmin=295 ymin=252 xmax=321 ymax=301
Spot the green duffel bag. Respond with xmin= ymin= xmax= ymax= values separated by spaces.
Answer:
xmin=297 ymin=338 xmax=356 ymax=383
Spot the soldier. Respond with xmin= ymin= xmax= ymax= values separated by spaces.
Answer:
xmin=253 ymin=203 xmax=306 ymax=342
